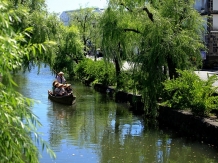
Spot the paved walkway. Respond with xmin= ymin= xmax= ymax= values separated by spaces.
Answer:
xmin=195 ymin=70 xmax=218 ymax=86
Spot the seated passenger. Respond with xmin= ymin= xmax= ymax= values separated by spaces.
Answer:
xmin=64 ymin=84 xmax=72 ymax=94
xmin=54 ymin=84 xmax=66 ymax=96
xmin=52 ymin=80 xmax=58 ymax=86
xmin=52 ymin=81 xmax=59 ymax=94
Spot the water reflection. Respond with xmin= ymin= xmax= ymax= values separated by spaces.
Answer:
xmin=13 ymin=65 xmax=218 ymax=163
xmin=47 ymin=102 xmax=77 ymax=151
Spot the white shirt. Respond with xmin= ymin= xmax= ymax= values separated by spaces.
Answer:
xmin=56 ymin=75 xmax=66 ymax=84
xmin=54 ymin=87 xmax=65 ymax=95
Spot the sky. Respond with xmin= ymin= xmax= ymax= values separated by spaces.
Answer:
xmin=45 ymin=0 xmax=108 ymax=13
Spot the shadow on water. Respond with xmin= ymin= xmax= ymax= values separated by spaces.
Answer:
xmin=11 ymin=65 xmax=218 ymax=163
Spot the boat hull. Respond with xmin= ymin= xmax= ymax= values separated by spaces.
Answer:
xmin=48 ymin=91 xmax=76 ymax=105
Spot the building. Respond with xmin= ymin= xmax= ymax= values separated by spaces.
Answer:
xmin=60 ymin=8 xmax=105 ymax=26
xmin=205 ymin=0 xmax=218 ymax=68
xmin=60 ymin=9 xmax=79 ymax=26
xmin=195 ymin=0 xmax=218 ymax=68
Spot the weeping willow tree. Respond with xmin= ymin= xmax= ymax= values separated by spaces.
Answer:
xmin=52 ymin=24 xmax=84 ymax=77
xmin=0 ymin=1 xmax=56 ymax=162
xmin=100 ymin=7 xmax=141 ymax=89
xmin=69 ymin=7 xmax=103 ymax=56
xmin=6 ymin=0 xmax=59 ymax=70
xmin=100 ymin=0 xmax=206 ymax=117
xmin=9 ymin=0 xmax=47 ymax=11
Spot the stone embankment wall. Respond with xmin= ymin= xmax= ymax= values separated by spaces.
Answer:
xmin=93 ymin=83 xmax=144 ymax=114
xmin=158 ymin=106 xmax=218 ymax=147
xmin=93 ymin=82 xmax=218 ymax=147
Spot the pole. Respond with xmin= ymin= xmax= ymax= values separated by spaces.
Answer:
xmin=72 ymin=87 xmax=81 ymax=98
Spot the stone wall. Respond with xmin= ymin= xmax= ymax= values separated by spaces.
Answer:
xmin=93 ymin=83 xmax=218 ymax=146
xmin=158 ymin=106 xmax=218 ymax=147
xmin=93 ymin=83 xmax=144 ymax=114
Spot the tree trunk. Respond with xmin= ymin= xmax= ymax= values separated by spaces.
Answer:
xmin=114 ymin=56 xmax=121 ymax=89
xmin=163 ymin=65 xmax=167 ymax=76
xmin=167 ymin=57 xmax=178 ymax=79
xmin=83 ymin=37 xmax=87 ymax=56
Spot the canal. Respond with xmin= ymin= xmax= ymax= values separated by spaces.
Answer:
xmin=14 ymin=65 xmax=218 ymax=163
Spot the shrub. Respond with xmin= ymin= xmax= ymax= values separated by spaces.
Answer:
xmin=117 ymin=71 xmax=136 ymax=92
xmin=74 ymin=58 xmax=93 ymax=79
xmin=75 ymin=58 xmax=116 ymax=86
xmin=161 ymin=69 xmax=218 ymax=116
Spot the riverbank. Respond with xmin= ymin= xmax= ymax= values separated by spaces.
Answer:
xmin=83 ymin=57 xmax=218 ymax=142
xmin=157 ymin=70 xmax=218 ymax=147
xmin=93 ymin=81 xmax=218 ymax=147
xmin=158 ymin=106 xmax=218 ymax=147
xmin=92 ymin=69 xmax=218 ymax=147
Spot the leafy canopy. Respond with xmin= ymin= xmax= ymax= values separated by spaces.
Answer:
xmin=0 ymin=1 xmax=55 ymax=162
xmin=99 ymin=0 xmax=206 ymax=116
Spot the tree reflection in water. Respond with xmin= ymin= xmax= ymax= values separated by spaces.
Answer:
xmin=14 ymin=66 xmax=218 ymax=163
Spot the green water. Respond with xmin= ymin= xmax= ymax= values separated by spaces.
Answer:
xmin=14 ymin=65 xmax=218 ymax=163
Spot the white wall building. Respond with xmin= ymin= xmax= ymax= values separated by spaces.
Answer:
xmin=60 ymin=8 xmax=105 ymax=26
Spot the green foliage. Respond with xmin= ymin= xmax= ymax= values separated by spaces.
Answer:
xmin=0 ymin=1 xmax=56 ymax=162
xmin=6 ymin=0 xmax=66 ymax=71
xmin=9 ymin=0 xmax=47 ymax=12
xmin=69 ymin=7 xmax=103 ymax=54
xmin=52 ymin=25 xmax=84 ymax=76
xmin=117 ymin=69 xmax=144 ymax=94
xmin=3 ymin=0 xmax=60 ymax=70
xmin=99 ymin=0 xmax=206 ymax=117
xmin=75 ymin=58 xmax=116 ymax=86
xmin=74 ymin=58 xmax=92 ymax=79
xmin=161 ymin=69 xmax=218 ymax=116
xmin=118 ymin=71 xmax=134 ymax=91
xmin=0 ymin=83 xmax=55 ymax=162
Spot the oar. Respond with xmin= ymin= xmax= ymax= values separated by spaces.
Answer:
xmin=52 ymin=69 xmax=58 ymax=78
xmin=72 ymin=87 xmax=81 ymax=98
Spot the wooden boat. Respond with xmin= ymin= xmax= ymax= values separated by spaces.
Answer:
xmin=48 ymin=90 xmax=76 ymax=105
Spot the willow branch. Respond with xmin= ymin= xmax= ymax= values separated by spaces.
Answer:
xmin=142 ymin=7 xmax=154 ymax=22
xmin=120 ymin=3 xmax=132 ymax=12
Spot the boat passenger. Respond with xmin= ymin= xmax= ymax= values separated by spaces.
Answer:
xmin=56 ymin=71 xmax=66 ymax=84
xmin=54 ymin=84 xmax=67 ymax=96
xmin=52 ymin=81 xmax=59 ymax=94
xmin=64 ymin=84 xmax=72 ymax=94
xmin=52 ymin=80 xmax=58 ymax=86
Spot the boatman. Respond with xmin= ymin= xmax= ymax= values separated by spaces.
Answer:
xmin=56 ymin=71 xmax=66 ymax=84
